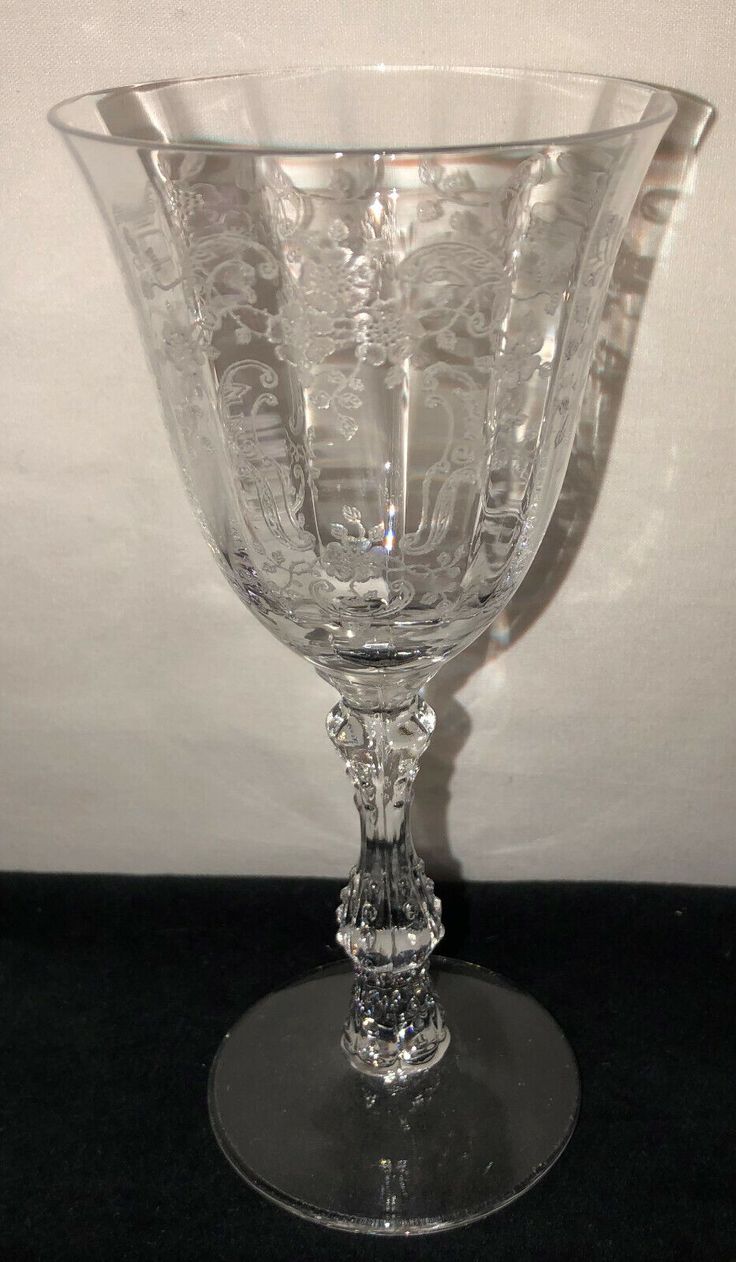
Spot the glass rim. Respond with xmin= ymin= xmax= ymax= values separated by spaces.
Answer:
xmin=47 ymin=64 xmax=677 ymax=158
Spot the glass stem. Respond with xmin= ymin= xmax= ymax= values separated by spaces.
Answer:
xmin=326 ymin=694 xmax=449 ymax=1079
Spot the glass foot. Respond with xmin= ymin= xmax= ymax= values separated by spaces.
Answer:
xmin=208 ymin=958 xmax=580 ymax=1236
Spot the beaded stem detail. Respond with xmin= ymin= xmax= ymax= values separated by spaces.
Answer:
xmin=327 ymin=696 xmax=449 ymax=1078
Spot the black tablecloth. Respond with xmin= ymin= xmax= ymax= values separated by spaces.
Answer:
xmin=2 ymin=874 xmax=734 ymax=1260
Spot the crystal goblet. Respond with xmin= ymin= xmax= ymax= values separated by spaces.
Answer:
xmin=49 ymin=68 xmax=676 ymax=1234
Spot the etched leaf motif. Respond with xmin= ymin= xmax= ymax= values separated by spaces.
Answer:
xmin=115 ymin=136 xmax=624 ymax=644
xmin=417 ymin=199 xmax=443 ymax=222
xmin=338 ymin=414 xmax=359 ymax=441
xmin=418 ymin=159 xmax=440 ymax=187
xmin=440 ymin=168 xmax=475 ymax=195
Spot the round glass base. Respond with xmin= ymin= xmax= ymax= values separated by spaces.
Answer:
xmin=208 ymin=958 xmax=580 ymax=1235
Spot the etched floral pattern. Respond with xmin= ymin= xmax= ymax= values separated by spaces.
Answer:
xmin=110 ymin=137 xmax=630 ymax=677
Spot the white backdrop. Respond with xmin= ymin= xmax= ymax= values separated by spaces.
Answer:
xmin=1 ymin=1 xmax=734 ymax=881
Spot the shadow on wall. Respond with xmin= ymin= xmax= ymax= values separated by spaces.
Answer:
xmin=413 ymin=88 xmax=715 ymax=883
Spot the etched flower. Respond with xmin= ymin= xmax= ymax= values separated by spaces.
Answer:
xmin=355 ymin=300 xmax=421 ymax=367
xmin=497 ymin=324 xmax=545 ymax=388
xmin=328 ymin=218 xmax=350 ymax=244
xmin=267 ymin=302 xmax=337 ymax=367
xmin=322 ymin=542 xmax=363 ymax=582
xmin=310 ymin=248 xmax=375 ymax=316
xmin=160 ymin=319 xmax=208 ymax=369
xmin=167 ymin=184 xmax=205 ymax=223
xmin=267 ymin=235 xmax=382 ymax=371
xmin=436 ymin=327 xmax=458 ymax=352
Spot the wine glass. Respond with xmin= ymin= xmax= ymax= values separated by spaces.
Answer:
xmin=49 ymin=67 xmax=676 ymax=1234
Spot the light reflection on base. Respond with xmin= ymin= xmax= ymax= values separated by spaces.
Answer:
xmin=208 ymin=958 xmax=580 ymax=1235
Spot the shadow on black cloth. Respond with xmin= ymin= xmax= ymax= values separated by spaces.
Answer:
xmin=2 ymin=873 xmax=734 ymax=1261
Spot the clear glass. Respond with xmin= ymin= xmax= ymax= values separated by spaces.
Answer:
xmin=49 ymin=67 xmax=676 ymax=1232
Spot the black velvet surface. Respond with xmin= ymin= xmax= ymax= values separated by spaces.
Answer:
xmin=2 ymin=874 xmax=734 ymax=1260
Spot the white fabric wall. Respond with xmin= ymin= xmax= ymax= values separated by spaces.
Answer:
xmin=1 ymin=1 xmax=734 ymax=881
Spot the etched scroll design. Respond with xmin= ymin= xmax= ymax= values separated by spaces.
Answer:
xmin=113 ymin=141 xmax=626 ymax=640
